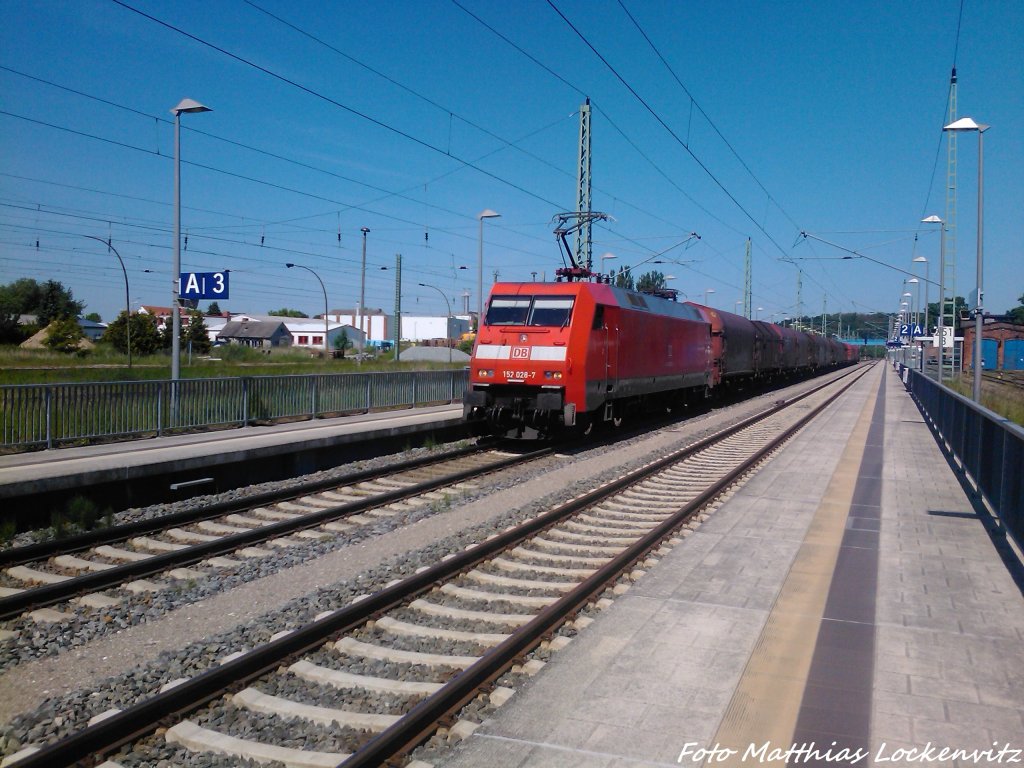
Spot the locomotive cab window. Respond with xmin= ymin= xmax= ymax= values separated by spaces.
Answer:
xmin=485 ymin=295 xmax=575 ymax=327
xmin=486 ymin=296 xmax=531 ymax=325
xmin=529 ymin=297 xmax=574 ymax=327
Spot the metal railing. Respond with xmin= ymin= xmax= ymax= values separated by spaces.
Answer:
xmin=901 ymin=364 xmax=1023 ymax=547
xmin=1 ymin=369 xmax=467 ymax=450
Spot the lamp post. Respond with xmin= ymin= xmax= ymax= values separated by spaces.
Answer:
xmin=906 ymin=279 xmax=920 ymax=328
xmin=735 ymin=300 xmax=743 ymax=313
xmin=922 ymin=215 xmax=946 ymax=381
xmin=286 ymin=263 xmax=329 ymax=356
xmin=913 ymin=256 xmax=929 ymax=332
xmin=418 ymin=282 xmax=453 ymax=363
xmin=943 ymin=117 xmax=989 ymax=403
xmin=601 ymin=252 xmax=617 ymax=278
xmin=359 ymin=227 xmax=370 ymax=341
xmin=84 ymin=236 xmax=131 ymax=368
xmin=757 ymin=306 xmax=763 ymax=320
xmin=171 ymin=98 xmax=211 ymax=385
xmin=703 ymin=288 xmax=715 ymax=306
xmin=477 ymin=209 xmax=500 ymax=332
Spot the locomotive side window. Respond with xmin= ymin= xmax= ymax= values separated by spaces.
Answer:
xmin=529 ymin=297 xmax=574 ymax=327
xmin=486 ymin=296 xmax=531 ymax=325
xmin=592 ymin=304 xmax=605 ymax=330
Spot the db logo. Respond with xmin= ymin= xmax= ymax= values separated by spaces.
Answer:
xmin=511 ymin=346 xmax=530 ymax=359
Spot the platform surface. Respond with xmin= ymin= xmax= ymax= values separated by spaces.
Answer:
xmin=0 ymin=403 xmax=462 ymax=491
xmin=438 ymin=363 xmax=1024 ymax=768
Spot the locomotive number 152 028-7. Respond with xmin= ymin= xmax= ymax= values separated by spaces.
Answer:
xmin=502 ymin=370 xmax=536 ymax=380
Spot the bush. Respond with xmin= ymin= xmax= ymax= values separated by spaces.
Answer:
xmin=43 ymin=317 xmax=85 ymax=354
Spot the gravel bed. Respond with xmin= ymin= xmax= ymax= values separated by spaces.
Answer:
xmin=3 ymin=441 xmax=477 ymax=550
xmin=0 ymin=371 xmax=853 ymax=761
xmin=191 ymin=703 xmax=362 ymax=754
xmin=304 ymin=647 xmax=459 ymax=685
xmin=259 ymin=671 xmax=421 ymax=715
xmin=428 ymin=592 xmax=544 ymax=617
xmin=472 ymin=560 xmax=581 ymax=583
xmin=351 ymin=626 xmax=489 ymax=658
xmin=107 ymin=737 xmax=254 ymax=768
xmin=389 ymin=606 xmax=516 ymax=633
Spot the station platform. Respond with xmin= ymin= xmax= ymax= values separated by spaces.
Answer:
xmin=0 ymin=403 xmax=466 ymax=518
xmin=438 ymin=362 xmax=1024 ymax=767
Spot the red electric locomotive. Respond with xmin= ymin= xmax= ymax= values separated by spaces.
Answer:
xmin=465 ymin=281 xmax=857 ymax=438
xmin=463 ymin=281 xmax=710 ymax=438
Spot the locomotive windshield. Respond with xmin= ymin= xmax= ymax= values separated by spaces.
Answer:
xmin=529 ymin=297 xmax=574 ymax=326
xmin=485 ymin=295 xmax=575 ymax=327
xmin=486 ymin=297 xmax=531 ymax=325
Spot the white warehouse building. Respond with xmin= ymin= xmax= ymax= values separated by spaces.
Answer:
xmin=330 ymin=309 xmax=471 ymax=346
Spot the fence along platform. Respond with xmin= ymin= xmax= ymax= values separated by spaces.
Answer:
xmin=1 ymin=369 xmax=468 ymax=450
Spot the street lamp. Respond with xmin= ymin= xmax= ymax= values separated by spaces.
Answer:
xmin=286 ymin=263 xmax=329 ymax=356
xmin=735 ymin=300 xmax=743 ymax=313
xmin=757 ymin=306 xmax=763 ymax=320
xmin=600 ymin=252 xmax=617 ymax=277
xmin=418 ymin=282 xmax=453 ymax=363
xmin=922 ymin=215 xmax=946 ymax=381
xmin=943 ymin=116 xmax=989 ymax=403
xmin=906 ymin=279 xmax=920 ymax=327
xmin=171 ymin=98 xmax=211 ymax=385
xmin=84 ymin=236 xmax=131 ymax=368
xmin=703 ymin=288 xmax=715 ymax=305
xmin=913 ymin=256 xmax=929 ymax=332
xmin=477 ymin=209 xmax=501 ymax=331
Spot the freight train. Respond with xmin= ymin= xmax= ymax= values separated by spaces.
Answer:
xmin=463 ymin=280 xmax=857 ymax=438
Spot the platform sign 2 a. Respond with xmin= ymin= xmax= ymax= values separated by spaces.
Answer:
xmin=899 ymin=323 xmax=924 ymax=337
xmin=179 ymin=271 xmax=229 ymax=300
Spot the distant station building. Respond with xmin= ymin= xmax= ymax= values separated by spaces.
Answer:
xmin=961 ymin=315 xmax=1024 ymax=371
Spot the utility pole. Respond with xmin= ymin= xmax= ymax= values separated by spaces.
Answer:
xmin=359 ymin=227 xmax=370 ymax=339
xmin=743 ymin=238 xmax=752 ymax=319
xmin=576 ymin=99 xmax=593 ymax=271
xmin=943 ymin=67 xmax=959 ymax=380
xmin=393 ymin=253 xmax=402 ymax=362
xmin=796 ymin=268 xmax=803 ymax=330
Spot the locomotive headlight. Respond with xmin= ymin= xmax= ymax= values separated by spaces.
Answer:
xmin=478 ymin=369 xmax=494 ymax=378
xmin=544 ymin=371 xmax=563 ymax=380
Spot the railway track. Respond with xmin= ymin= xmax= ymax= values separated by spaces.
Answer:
xmin=0 ymin=446 xmax=551 ymax=623
xmin=982 ymin=371 xmax=1024 ymax=392
xmin=7 ymin=363 xmax=872 ymax=768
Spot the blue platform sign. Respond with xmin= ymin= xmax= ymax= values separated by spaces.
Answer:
xmin=899 ymin=323 xmax=924 ymax=337
xmin=179 ymin=271 xmax=229 ymax=300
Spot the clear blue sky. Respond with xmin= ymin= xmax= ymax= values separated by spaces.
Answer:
xmin=2 ymin=0 xmax=1021 ymax=328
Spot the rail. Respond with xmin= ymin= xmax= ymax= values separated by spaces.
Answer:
xmin=0 ymin=369 xmax=468 ymax=450
xmin=900 ymin=364 xmax=1023 ymax=548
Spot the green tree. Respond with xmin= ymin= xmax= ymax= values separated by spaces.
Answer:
xmin=85 ymin=312 xmax=102 ymax=322
xmin=613 ymin=267 xmax=635 ymax=290
xmin=268 ymin=308 xmax=309 ymax=318
xmin=1008 ymin=293 xmax=1024 ymax=324
xmin=102 ymin=312 xmax=163 ymax=356
xmin=183 ymin=311 xmax=212 ymax=355
xmin=926 ymin=296 xmax=969 ymax=327
xmin=334 ymin=329 xmax=351 ymax=358
xmin=0 ymin=310 xmax=27 ymax=345
xmin=0 ymin=278 xmax=44 ymax=315
xmin=0 ymin=278 xmax=84 ymax=326
xmin=43 ymin=317 xmax=85 ymax=353
xmin=206 ymin=301 xmax=223 ymax=316
xmin=37 ymin=280 xmax=85 ymax=327
xmin=636 ymin=271 xmax=667 ymax=294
